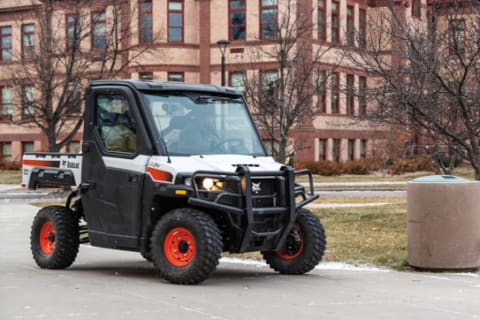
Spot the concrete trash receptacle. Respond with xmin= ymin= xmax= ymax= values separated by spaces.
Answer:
xmin=407 ymin=175 xmax=480 ymax=270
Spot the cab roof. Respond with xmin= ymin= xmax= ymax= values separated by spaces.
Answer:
xmin=90 ymin=79 xmax=243 ymax=96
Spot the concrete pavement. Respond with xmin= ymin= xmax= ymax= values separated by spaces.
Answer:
xmin=1 ymin=200 xmax=479 ymax=320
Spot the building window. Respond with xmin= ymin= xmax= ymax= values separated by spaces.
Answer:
xmin=67 ymin=14 xmax=81 ymax=51
xmin=346 ymin=74 xmax=354 ymax=115
xmin=331 ymin=73 xmax=339 ymax=114
xmin=229 ymin=0 xmax=246 ymax=41
xmin=260 ymin=0 xmax=277 ymax=39
xmin=317 ymin=71 xmax=326 ymax=113
xmin=318 ymin=138 xmax=327 ymax=160
xmin=318 ymin=0 xmax=326 ymax=41
xmin=449 ymin=19 xmax=465 ymax=56
xmin=359 ymin=76 xmax=367 ymax=115
xmin=67 ymin=141 xmax=81 ymax=153
xmin=1 ymin=87 xmax=12 ymax=120
xmin=412 ymin=0 xmax=421 ymax=18
xmin=22 ymin=85 xmax=35 ymax=118
xmin=22 ymin=24 xmax=35 ymax=59
xmin=22 ymin=142 xmax=34 ymax=156
xmin=92 ymin=11 xmax=106 ymax=49
xmin=0 ymin=26 xmax=12 ymax=61
xmin=168 ymin=1 xmax=183 ymax=42
xmin=140 ymin=72 xmax=154 ymax=81
xmin=346 ymin=6 xmax=354 ymax=47
xmin=348 ymin=139 xmax=355 ymax=160
xmin=360 ymin=139 xmax=367 ymax=158
xmin=332 ymin=138 xmax=341 ymax=162
xmin=68 ymin=82 xmax=82 ymax=114
xmin=331 ymin=1 xmax=340 ymax=44
xmin=359 ymin=8 xmax=366 ymax=48
xmin=139 ymin=0 xmax=153 ymax=43
xmin=230 ymin=72 xmax=246 ymax=91
xmin=168 ymin=72 xmax=184 ymax=82
xmin=1 ymin=142 xmax=12 ymax=162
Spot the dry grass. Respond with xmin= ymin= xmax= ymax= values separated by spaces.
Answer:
xmin=0 ymin=170 xmax=22 ymax=184
xmin=313 ymin=204 xmax=408 ymax=269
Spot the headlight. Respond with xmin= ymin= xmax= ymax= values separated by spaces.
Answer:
xmin=184 ymin=177 xmax=192 ymax=187
xmin=200 ymin=178 xmax=224 ymax=191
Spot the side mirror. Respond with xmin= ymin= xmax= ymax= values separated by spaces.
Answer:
xmin=285 ymin=151 xmax=296 ymax=166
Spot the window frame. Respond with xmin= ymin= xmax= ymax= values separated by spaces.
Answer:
xmin=66 ymin=13 xmax=81 ymax=51
xmin=22 ymin=85 xmax=35 ymax=119
xmin=139 ymin=72 xmax=154 ymax=81
xmin=318 ymin=138 xmax=327 ymax=160
xmin=0 ymin=26 xmax=12 ymax=62
xmin=359 ymin=76 xmax=367 ymax=115
xmin=332 ymin=138 xmax=341 ymax=162
xmin=330 ymin=72 xmax=339 ymax=114
xmin=449 ymin=19 xmax=465 ymax=56
xmin=229 ymin=0 xmax=246 ymax=41
xmin=0 ymin=86 xmax=13 ymax=121
xmin=331 ymin=0 xmax=340 ymax=44
xmin=359 ymin=8 xmax=367 ymax=48
xmin=346 ymin=74 xmax=355 ymax=115
xmin=317 ymin=70 xmax=326 ymax=113
xmin=260 ymin=0 xmax=277 ymax=40
xmin=91 ymin=11 xmax=106 ymax=50
xmin=0 ymin=142 xmax=12 ymax=162
xmin=22 ymin=24 xmax=35 ymax=60
xmin=318 ymin=0 xmax=326 ymax=42
xmin=229 ymin=72 xmax=246 ymax=91
xmin=412 ymin=0 xmax=421 ymax=19
xmin=346 ymin=5 xmax=355 ymax=47
xmin=139 ymin=0 xmax=153 ymax=43
xmin=168 ymin=0 xmax=184 ymax=43
xmin=348 ymin=139 xmax=355 ymax=160
xmin=167 ymin=72 xmax=184 ymax=82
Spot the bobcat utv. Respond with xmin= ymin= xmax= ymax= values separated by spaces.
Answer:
xmin=23 ymin=80 xmax=326 ymax=284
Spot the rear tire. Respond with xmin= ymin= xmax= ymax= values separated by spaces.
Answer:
xmin=30 ymin=206 xmax=80 ymax=269
xmin=262 ymin=209 xmax=326 ymax=274
xmin=150 ymin=208 xmax=222 ymax=284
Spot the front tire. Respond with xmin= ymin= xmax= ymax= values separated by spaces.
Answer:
xmin=262 ymin=209 xmax=326 ymax=274
xmin=30 ymin=206 xmax=80 ymax=269
xmin=150 ymin=208 xmax=222 ymax=284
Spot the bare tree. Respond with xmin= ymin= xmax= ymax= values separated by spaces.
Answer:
xmin=344 ymin=0 xmax=480 ymax=179
xmin=240 ymin=0 xmax=339 ymax=162
xmin=7 ymin=0 xmax=153 ymax=152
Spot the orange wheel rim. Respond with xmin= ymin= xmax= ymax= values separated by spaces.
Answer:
xmin=276 ymin=226 xmax=304 ymax=260
xmin=39 ymin=221 xmax=56 ymax=255
xmin=164 ymin=227 xmax=196 ymax=267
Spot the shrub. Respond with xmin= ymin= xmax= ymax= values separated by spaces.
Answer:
xmin=342 ymin=159 xmax=373 ymax=175
xmin=0 ymin=160 xmax=21 ymax=170
xmin=388 ymin=157 xmax=433 ymax=175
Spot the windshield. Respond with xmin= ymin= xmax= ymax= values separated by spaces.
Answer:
xmin=143 ymin=92 xmax=266 ymax=156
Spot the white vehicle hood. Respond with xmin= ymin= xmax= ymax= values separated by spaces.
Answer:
xmin=147 ymin=154 xmax=283 ymax=179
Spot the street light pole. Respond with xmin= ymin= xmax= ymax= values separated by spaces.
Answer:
xmin=216 ymin=39 xmax=229 ymax=86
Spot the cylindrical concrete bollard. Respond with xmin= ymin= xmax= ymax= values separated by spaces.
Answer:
xmin=407 ymin=175 xmax=480 ymax=270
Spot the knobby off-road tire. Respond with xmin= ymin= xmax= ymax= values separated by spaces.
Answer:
xmin=150 ymin=208 xmax=222 ymax=285
xmin=30 ymin=206 xmax=80 ymax=269
xmin=262 ymin=209 xmax=326 ymax=275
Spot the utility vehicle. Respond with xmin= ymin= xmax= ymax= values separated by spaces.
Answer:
xmin=23 ymin=80 xmax=326 ymax=284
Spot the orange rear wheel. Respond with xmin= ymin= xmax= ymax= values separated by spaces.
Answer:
xmin=39 ymin=221 xmax=56 ymax=255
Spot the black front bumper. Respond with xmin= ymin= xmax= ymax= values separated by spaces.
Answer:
xmin=188 ymin=166 xmax=318 ymax=253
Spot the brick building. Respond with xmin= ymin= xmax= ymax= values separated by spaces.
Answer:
xmin=0 ymin=0 xmax=430 ymax=163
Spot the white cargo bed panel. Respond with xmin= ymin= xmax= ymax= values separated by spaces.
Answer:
xmin=22 ymin=153 xmax=83 ymax=189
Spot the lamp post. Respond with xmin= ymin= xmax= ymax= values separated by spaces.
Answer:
xmin=216 ymin=39 xmax=229 ymax=86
